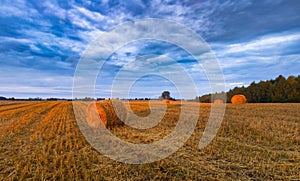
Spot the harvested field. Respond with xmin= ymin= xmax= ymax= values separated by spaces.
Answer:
xmin=0 ymin=101 xmax=299 ymax=180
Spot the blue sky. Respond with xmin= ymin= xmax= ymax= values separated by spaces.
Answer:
xmin=0 ymin=0 xmax=300 ymax=99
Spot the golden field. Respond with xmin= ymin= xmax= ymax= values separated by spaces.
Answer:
xmin=0 ymin=101 xmax=299 ymax=180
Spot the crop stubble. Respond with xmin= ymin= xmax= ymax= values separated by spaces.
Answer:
xmin=0 ymin=101 xmax=299 ymax=180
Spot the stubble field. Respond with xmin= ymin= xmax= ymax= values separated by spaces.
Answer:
xmin=0 ymin=101 xmax=299 ymax=180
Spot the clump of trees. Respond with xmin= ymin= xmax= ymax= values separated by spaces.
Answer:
xmin=159 ymin=91 xmax=176 ymax=100
xmin=196 ymin=75 xmax=300 ymax=103
xmin=196 ymin=92 xmax=226 ymax=103
xmin=0 ymin=96 xmax=7 ymax=100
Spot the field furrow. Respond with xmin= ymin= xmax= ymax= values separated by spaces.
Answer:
xmin=0 ymin=101 xmax=28 ymax=107
xmin=0 ymin=101 xmax=40 ymax=112
xmin=0 ymin=102 xmax=61 ymax=137
xmin=0 ymin=102 xmax=58 ymax=123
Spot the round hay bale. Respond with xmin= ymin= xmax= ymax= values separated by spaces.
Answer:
xmin=163 ymin=99 xmax=170 ymax=104
xmin=100 ymin=100 xmax=126 ymax=128
xmin=87 ymin=102 xmax=107 ymax=128
xmin=87 ymin=100 xmax=126 ymax=129
xmin=214 ymin=99 xmax=223 ymax=104
xmin=231 ymin=94 xmax=247 ymax=104
xmin=111 ymin=99 xmax=127 ymax=123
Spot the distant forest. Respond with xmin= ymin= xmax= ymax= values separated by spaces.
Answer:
xmin=196 ymin=75 xmax=300 ymax=103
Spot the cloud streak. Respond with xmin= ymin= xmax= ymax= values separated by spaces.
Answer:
xmin=0 ymin=0 xmax=300 ymax=98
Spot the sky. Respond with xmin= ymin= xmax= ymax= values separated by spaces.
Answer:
xmin=0 ymin=0 xmax=300 ymax=99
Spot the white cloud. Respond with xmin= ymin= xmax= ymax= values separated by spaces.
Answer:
xmin=221 ymin=33 xmax=300 ymax=54
xmin=1 ymin=0 xmax=300 ymax=98
xmin=0 ymin=65 xmax=74 ymax=98
xmin=42 ymin=1 xmax=67 ymax=19
xmin=0 ymin=0 xmax=38 ymax=18
xmin=20 ymin=29 xmax=86 ymax=53
xmin=73 ymin=5 xmax=105 ymax=22
xmin=68 ymin=10 xmax=95 ymax=30
xmin=1 ymin=36 xmax=33 ymax=44
xmin=208 ymin=32 xmax=300 ymax=79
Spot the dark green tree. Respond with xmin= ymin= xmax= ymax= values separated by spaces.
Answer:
xmin=198 ymin=74 xmax=300 ymax=103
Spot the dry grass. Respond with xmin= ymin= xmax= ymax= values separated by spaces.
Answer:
xmin=0 ymin=101 xmax=299 ymax=180
xmin=163 ymin=99 xmax=170 ymax=104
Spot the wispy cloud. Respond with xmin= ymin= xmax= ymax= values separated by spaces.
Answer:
xmin=0 ymin=65 xmax=73 ymax=98
xmin=0 ymin=0 xmax=300 ymax=98
xmin=222 ymin=33 xmax=300 ymax=54
xmin=210 ymin=31 xmax=300 ymax=88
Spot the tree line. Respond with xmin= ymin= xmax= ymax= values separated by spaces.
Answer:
xmin=196 ymin=75 xmax=300 ymax=103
